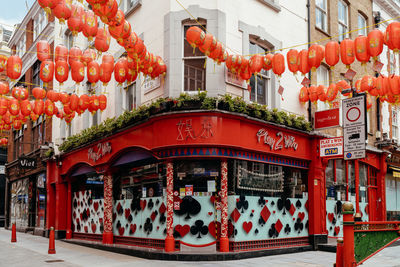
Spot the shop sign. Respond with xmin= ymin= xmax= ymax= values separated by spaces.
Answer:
xmin=225 ymin=67 xmax=246 ymax=89
xmin=86 ymin=176 xmax=103 ymax=185
xmin=143 ymin=76 xmax=161 ymax=93
xmin=88 ymin=142 xmax=112 ymax=162
xmin=18 ymin=157 xmax=36 ymax=169
xmin=176 ymin=119 xmax=214 ymax=140
xmin=256 ymin=129 xmax=298 ymax=151
xmin=314 ymin=108 xmax=340 ymax=130
xmin=320 ymin=137 xmax=343 ymax=157
xmin=185 ymin=185 xmax=193 ymax=196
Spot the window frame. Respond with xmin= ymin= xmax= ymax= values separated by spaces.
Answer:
xmin=249 ymin=40 xmax=271 ymax=105
xmin=357 ymin=13 xmax=367 ymax=36
xmin=338 ymin=0 xmax=349 ymax=42
xmin=124 ymin=82 xmax=136 ymax=111
xmin=316 ymin=65 xmax=330 ymax=111
xmin=315 ymin=0 xmax=328 ymax=32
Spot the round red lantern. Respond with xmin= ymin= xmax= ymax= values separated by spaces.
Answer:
xmin=297 ymin=49 xmax=309 ymax=76
xmin=44 ymin=99 xmax=56 ymax=117
xmin=114 ymin=58 xmax=127 ymax=85
xmin=354 ymin=35 xmax=370 ymax=65
xmin=249 ymin=54 xmax=264 ymax=74
xmin=79 ymin=94 xmax=90 ymax=111
xmin=286 ymin=49 xmax=298 ymax=74
xmin=325 ymin=41 xmax=340 ymax=68
xmin=87 ymin=61 xmax=100 ymax=86
xmin=67 ymin=4 xmax=83 ymax=36
xmin=102 ymin=53 xmax=114 ymax=65
xmin=108 ymin=9 xmax=124 ymax=27
xmin=386 ymin=22 xmax=400 ymax=53
xmin=96 ymin=0 xmax=118 ymax=24
xmin=7 ymin=55 xmax=22 ymax=81
xmin=55 ymin=44 xmax=68 ymax=62
xmin=263 ymin=54 xmax=273 ymax=71
xmin=13 ymin=120 xmax=22 ymax=130
xmin=272 ymin=53 xmax=285 ymax=77
xmin=299 ymin=86 xmax=309 ymax=103
xmin=8 ymin=98 xmax=19 ymax=116
xmin=186 ymin=26 xmax=206 ymax=51
xmin=308 ymin=44 xmax=324 ymax=72
xmin=59 ymin=92 xmax=70 ymax=104
xmin=46 ymin=90 xmax=60 ymax=102
xmin=38 ymin=0 xmax=53 ymax=15
xmin=198 ymin=34 xmax=217 ymax=56
xmin=20 ymin=100 xmax=32 ymax=117
xmin=53 ymin=0 xmax=72 ymax=24
xmin=336 ymin=80 xmax=351 ymax=92
xmin=326 ymin=84 xmax=338 ymax=102
xmin=95 ymin=28 xmax=111 ymax=53
xmin=99 ymin=62 xmax=113 ymax=86
xmin=40 ymin=60 xmax=55 ymax=87
xmin=308 ymin=86 xmax=318 ymax=102
xmin=68 ymin=46 xmax=83 ymax=65
xmin=37 ymin=40 xmax=51 ymax=62
xmin=368 ymin=29 xmax=384 ymax=60
xmin=33 ymin=100 xmax=44 ymax=116
xmin=340 ymin=39 xmax=355 ymax=68
xmin=0 ymin=55 xmax=7 ymax=72
xmin=373 ymin=75 xmax=384 ymax=96
xmin=82 ymin=10 xmax=98 ymax=41
xmin=361 ymin=75 xmax=374 ymax=92
xmin=71 ymin=61 xmax=85 ymax=85
xmin=55 ymin=60 xmax=69 ymax=85
xmin=317 ymin=85 xmax=327 ymax=102
xmin=69 ymin=94 xmax=79 ymax=111
xmin=0 ymin=98 xmax=8 ymax=116
xmin=32 ymin=87 xmax=46 ymax=99
xmin=81 ymin=48 xmax=96 ymax=66
xmin=99 ymin=94 xmax=107 ymax=111
xmin=389 ymin=75 xmax=400 ymax=95
xmin=0 ymin=81 xmax=9 ymax=95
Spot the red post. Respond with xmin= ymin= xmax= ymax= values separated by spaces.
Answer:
xmin=102 ymin=173 xmax=113 ymax=244
xmin=48 ymin=227 xmax=56 ymax=254
xmin=335 ymin=238 xmax=344 ymax=267
xmin=219 ymin=159 xmax=229 ymax=252
xmin=165 ymin=161 xmax=175 ymax=252
xmin=66 ymin=181 xmax=72 ymax=239
xmin=354 ymin=160 xmax=360 ymax=214
xmin=11 ymin=223 xmax=16 ymax=242
xmin=342 ymin=202 xmax=355 ymax=267
xmin=378 ymin=153 xmax=388 ymax=221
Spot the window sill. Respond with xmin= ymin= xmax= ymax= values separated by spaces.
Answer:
xmin=125 ymin=0 xmax=142 ymax=17
xmin=257 ymin=0 xmax=281 ymax=12
xmin=315 ymin=26 xmax=330 ymax=38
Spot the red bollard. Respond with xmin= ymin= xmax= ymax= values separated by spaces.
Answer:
xmin=335 ymin=238 xmax=344 ymax=267
xmin=48 ymin=227 xmax=56 ymax=254
xmin=11 ymin=223 xmax=16 ymax=243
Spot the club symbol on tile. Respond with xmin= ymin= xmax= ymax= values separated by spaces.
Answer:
xmin=190 ymin=220 xmax=208 ymax=238
xmin=236 ymin=195 xmax=249 ymax=213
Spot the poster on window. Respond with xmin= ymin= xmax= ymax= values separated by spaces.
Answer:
xmin=225 ymin=68 xmax=246 ymax=89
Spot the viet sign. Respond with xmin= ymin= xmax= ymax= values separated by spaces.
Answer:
xmin=342 ymin=95 xmax=366 ymax=160
xmin=88 ymin=142 xmax=112 ymax=162
xmin=19 ymin=156 xmax=37 ymax=169
xmin=320 ymin=137 xmax=343 ymax=157
xmin=314 ymin=108 xmax=340 ymax=130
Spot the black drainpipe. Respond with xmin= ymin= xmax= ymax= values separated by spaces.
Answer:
xmin=307 ymin=0 xmax=312 ymax=123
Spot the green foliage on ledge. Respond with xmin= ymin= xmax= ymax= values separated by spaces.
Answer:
xmin=59 ymin=93 xmax=312 ymax=153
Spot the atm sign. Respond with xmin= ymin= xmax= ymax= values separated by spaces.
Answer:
xmin=320 ymin=137 xmax=343 ymax=157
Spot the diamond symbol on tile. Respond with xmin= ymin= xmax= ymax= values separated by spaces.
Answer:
xmin=289 ymin=204 xmax=296 ymax=217
xmin=230 ymin=208 xmax=241 ymax=223
xmin=275 ymin=219 xmax=283 ymax=234
xmin=260 ymin=205 xmax=271 ymax=223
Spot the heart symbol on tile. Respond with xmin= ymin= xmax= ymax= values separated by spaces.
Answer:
xmin=208 ymin=212 xmax=213 ymax=216
xmin=208 ymin=221 xmax=221 ymax=238
xmin=118 ymin=227 xmax=125 ymax=236
xmin=140 ymin=199 xmax=147 ymax=210
xmin=334 ymin=226 xmax=340 ymax=236
xmin=129 ymin=224 xmax=136 ymax=235
xmin=328 ymin=213 xmax=334 ymax=223
xmin=93 ymin=202 xmax=99 ymax=212
xmin=91 ymin=222 xmax=96 ymax=233
xmin=125 ymin=209 xmax=131 ymax=219
xmin=175 ymin=224 xmax=190 ymax=238
xmin=242 ymin=221 xmax=253 ymax=234
xmin=298 ymin=212 xmax=305 ymax=222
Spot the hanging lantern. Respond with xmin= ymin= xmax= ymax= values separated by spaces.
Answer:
xmin=127 ymin=67 xmax=138 ymax=84
xmin=354 ymin=35 xmax=370 ymax=65
xmin=389 ymin=75 xmax=400 ymax=95
xmin=386 ymin=22 xmax=400 ymax=53
xmin=297 ymin=49 xmax=309 ymax=76
xmin=71 ymin=61 xmax=85 ymax=85
xmin=209 ymin=42 xmax=222 ymax=63
xmin=37 ymin=40 xmax=51 ymax=62
xmin=133 ymin=38 xmax=145 ymax=59
xmin=308 ymin=44 xmax=324 ymax=72
xmin=326 ymin=83 xmax=338 ymax=102
xmin=308 ymin=86 xmax=318 ymax=102
xmin=87 ymin=61 xmax=100 ymax=86
xmin=95 ymin=28 xmax=111 ymax=53
xmin=99 ymin=62 xmax=113 ymax=86
xmin=317 ymin=85 xmax=327 ymax=102
xmin=108 ymin=9 xmax=125 ymax=27
xmin=368 ymin=29 xmax=384 ymax=61
xmin=53 ymin=0 xmax=72 ymax=24
xmin=272 ymin=53 xmax=285 ymax=77
xmin=185 ymin=26 xmax=206 ymax=51
xmin=20 ymin=100 xmax=32 ymax=117
xmin=3 ymin=111 xmax=12 ymax=124
xmin=64 ymin=111 xmax=75 ymax=123
xmin=78 ymin=94 xmax=90 ymax=111
xmin=198 ymin=33 xmax=217 ymax=56
xmin=98 ymin=94 xmax=107 ymax=111
xmin=46 ymin=90 xmax=60 ymax=103
xmin=96 ymin=0 xmax=118 ymax=24
xmin=55 ymin=60 xmax=69 ymax=85
xmin=69 ymin=94 xmax=79 ymax=111
xmin=298 ymin=86 xmax=309 ymax=103
xmin=38 ymin=0 xmax=53 ymax=15
xmin=67 ymin=4 xmax=83 ymax=36
xmin=8 ymin=98 xmax=19 ymax=116
xmin=286 ymin=49 xmax=298 ymax=75
xmin=44 ymin=99 xmax=56 ymax=117
xmin=68 ymin=46 xmax=83 ymax=65
xmin=13 ymin=120 xmax=22 ymax=130
xmin=6 ymin=55 xmax=22 ymax=81
xmin=32 ymin=87 xmax=46 ymax=99
xmin=102 ymin=53 xmax=114 ymax=65
xmin=361 ymin=75 xmax=374 ymax=92
xmin=110 ymin=20 xmax=131 ymax=44
xmin=373 ymin=75 xmax=384 ymax=96
xmin=0 ymin=55 xmax=7 ymax=72
xmin=81 ymin=48 xmax=96 ymax=66
xmin=40 ymin=60 xmax=55 ymax=87
xmin=336 ymin=80 xmax=351 ymax=93
xmin=325 ymin=41 xmax=340 ymax=68
xmin=82 ymin=10 xmax=98 ymax=41
xmin=33 ymin=100 xmax=44 ymax=116
xmin=59 ymin=92 xmax=70 ymax=104
xmin=340 ymin=39 xmax=355 ymax=68
xmin=3 ymin=123 xmax=11 ymax=131
xmin=12 ymin=87 xmax=28 ymax=101
xmin=263 ymin=54 xmax=273 ymax=71
xmin=0 ymin=98 xmax=8 ymax=116
xmin=122 ymin=32 xmax=137 ymax=53
xmin=249 ymin=54 xmax=264 ymax=74
xmin=0 ymin=81 xmax=9 ymax=95
xmin=55 ymin=44 xmax=68 ymax=62
xmin=366 ymin=94 xmax=372 ymax=110
xmin=114 ymin=58 xmax=127 ymax=85
xmin=354 ymin=79 xmax=362 ymax=93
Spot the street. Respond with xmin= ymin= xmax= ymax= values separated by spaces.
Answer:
xmin=0 ymin=229 xmax=399 ymax=267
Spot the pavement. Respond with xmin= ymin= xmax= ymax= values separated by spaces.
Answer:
xmin=0 ymin=228 xmax=399 ymax=267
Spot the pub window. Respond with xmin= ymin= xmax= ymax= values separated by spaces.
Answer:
xmin=326 ymin=159 xmax=346 ymax=201
xmin=359 ymin=162 xmax=368 ymax=202
xmin=392 ymin=108 xmax=398 ymax=142
xmin=249 ymin=41 xmax=270 ymax=105
xmin=183 ymin=21 xmax=206 ymax=92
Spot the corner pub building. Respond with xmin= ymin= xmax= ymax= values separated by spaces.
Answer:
xmin=44 ymin=109 xmax=387 ymax=256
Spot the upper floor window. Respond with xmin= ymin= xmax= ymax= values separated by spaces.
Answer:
xmin=316 ymin=65 xmax=330 ymax=111
xmin=338 ymin=1 xmax=349 ymax=42
xmin=393 ymin=108 xmax=398 ymax=141
xmin=33 ymin=10 xmax=46 ymax=41
xmin=249 ymin=42 xmax=270 ymax=105
xmin=64 ymin=30 xmax=74 ymax=50
xmin=316 ymin=0 xmax=328 ymax=32
xmin=32 ymin=60 xmax=43 ymax=88
xmin=32 ymin=115 xmax=46 ymax=150
xmin=358 ymin=14 xmax=367 ymax=36
xmin=125 ymin=0 xmax=140 ymax=12
xmin=183 ymin=22 xmax=206 ymax=92
xmin=13 ymin=129 xmax=23 ymax=160
xmin=17 ymin=34 xmax=26 ymax=58
xmin=124 ymin=82 xmax=136 ymax=111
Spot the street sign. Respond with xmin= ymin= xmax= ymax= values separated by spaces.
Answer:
xmin=342 ymin=95 xmax=366 ymax=160
xmin=320 ymin=137 xmax=343 ymax=157
xmin=314 ymin=108 xmax=340 ymax=130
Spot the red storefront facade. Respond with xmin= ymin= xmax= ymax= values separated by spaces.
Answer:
xmin=45 ymin=110 xmax=387 ymax=253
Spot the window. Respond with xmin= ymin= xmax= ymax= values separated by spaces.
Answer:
xmin=126 ymin=0 xmax=139 ymax=12
xmin=316 ymin=0 xmax=328 ymax=32
xmin=358 ymin=14 xmax=367 ymax=36
xmin=325 ymin=159 xmax=346 ymax=201
xmin=17 ymin=34 xmax=26 ymax=57
xmin=183 ymin=23 xmax=206 ymax=92
xmin=33 ymin=10 xmax=46 ymax=41
xmin=124 ymin=82 xmax=136 ymax=111
xmin=338 ymin=1 xmax=349 ymax=42
xmin=249 ymin=42 xmax=270 ymax=105
xmin=32 ymin=115 xmax=46 ymax=150
xmin=316 ymin=65 xmax=329 ymax=111
xmin=387 ymin=50 xmax=396 ymax=75
xmin=32 ymin=60 xmax=43 ymax=88
xmin=64 ymin=30 xmax=74 ymax=50
xmin=393 ymin=108 xmax=398 ymax=142
xmin=13 ymin=129 xmax=23 ymax=160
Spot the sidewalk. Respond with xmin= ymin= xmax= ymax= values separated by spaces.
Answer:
xmin=0 ymin=228 xmax=397 ymax=267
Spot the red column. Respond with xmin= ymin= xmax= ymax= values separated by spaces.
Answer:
xmin=55 ymin=183 xmax=67 ymax=232
xmin=220 ymin=159 xmax=229 ymax=252
xmin=354 ymin=160 xmax=360 ymax=214
xmin=378 ymin=153 xmax=388 ymax=221
xmin=102 ymin=173 xmax=113 ymax=244
xmin=165 ymin=161 xmax=175 ymax=252
xmin=342 ymin=202 xmax=355 ymax=267
xmin=66 ymin=181 xmax=72 ymax=239
xmin=46 ymin=161 xmax=56 ymax=230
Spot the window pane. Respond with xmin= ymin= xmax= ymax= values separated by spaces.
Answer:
xmin=184 ymin=58 xmax=205 ymax=91
xmin=316 ymin=0 xmax=326 ymax=10
xmin=338 ymin=1 xmax=348 ymax=25
xmin=358 ymin=15 xmax=367 ymax=36
xmin=250 ymin=75 xmax=256 ymax=102
xmin=257 ymin=75 xmax=266 ymax=105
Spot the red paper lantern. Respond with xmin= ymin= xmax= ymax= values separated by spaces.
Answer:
xmin=0 ymin=55 xmax=7 ymax=72
xmin=95 ymin=28 xmax=111 ymax=53
xmin=308 ymin=44 xmax=324 ymax=72
xmin=71 ymin=61 xmax=85 ymax=84
xmin=96 ymin=0 xmax=118 ymax=24
xmin=33 ymin=100 xmax=44 ymax=116
xmin=386 ymin=22 xmax=400 ymax=52
xmin=114 ymin=58 xmax=127 ymax=85
xmin=0 ymin=98 xmax=8 ymax=116
xmin=59 ymin=92 xmax=70 ymax=104
xmin=110 ymin=20 xmax=131 ymax=43
xmin=249 ymin=54 xmax=264 ymax=74
xmin=44 ymin=99 xmax=56 ymax=117
xmin=53 ymin=0 xmax=72 ymax=24
xmin=7 ymin=55 xmax=22 ymax=81
xmin=38 ymin=0 xmax=53 ymax=15
xmin=3 ymin=111 xmax=12 ymax=124
xmin=317 ymin=85 xmax=327 ymax=102
xmin=0 ymin=81 xmax=9 ymax=95
xmin=389 ymin=75 xmax=400 ymax=95
xmin=299 ymin=86 xmax=309 ymax=103
xmin=102 ymin=53 xmax=114 ymax=65
xmin=46 ymin=90 xmax=60 ymax=102
xmin=55 ymin=44 xmax=68 ymax=62
xmin=55 ymin=60 xmax=69 ymax=85
xmin=108 ymin=9 xmax=124 ymax=27
xmin=13 ymin=120 xmax=22 ymax=130
xmin=326 ymin=83 xmax=338 ymax=102
xmin=68 ymin=46 xmax=83 ymax=65
xmin=336 ymin=80 xmax=351 ymax=92
xmin=209 ymin=42 xmax=222 ymax=63
xmin=87 ymin=61 xmax=100 ymax=86
xmin=20 ymin=100 xmax=32 ymax=117
xmin=67 ymin=4 xmax=83 ymax=36
xmin=185 ymin=26 xmax=206 ymax=50
xmin=8 ymin=98 xmax=19 ymax=116
xmin=373 ymin=75 xmax=384 ymax=96
xmin=99 ymin=62 xmax=113 ymax=86
xmin=368 ymin=29 xmax=384 ymax=60
xmin=286 ymin=49 xmax=298 ymax=74
xmin=361 ymin=75 xmax=374 ymax=92
xmin=69 ymin=94 xmax=79 ymax=111
xmin=325 ymin=41 xmax=340 ymax=68
xmin=297 ymin=49 xmax=309 ymax=76
xmin=12 ymin=87 xmax=28 ymax=101
xmin=98 ymin=94 xmax=107 ymax=111
xmin=82 ymin=10 xmax=98 ymax=41
xmin=37 ymin=40 xmax=51 ymax=62
xmin=40 ymin=60 xmax=55 ymax=86
xmin=79 ymin=94 xmax=90 ymax=110
xmin=354 ymin=35 xmax=370 ymax=65
xmin=81 ymin=48 xmax=96 ymax=66
xmin=263 ymin=54 xmax=273 ymax=71
xmin=340 ymin=39 xmax=355 ymax=68
xmin=308 ymin=86 xmax=318 ymax=102
xmin=198 ymin=33 xmax=217 ymax=56
xmin=272 ymin=53 xmax=285 ymax=77
xmin=32 ymin=87 xmax=46 ymax=99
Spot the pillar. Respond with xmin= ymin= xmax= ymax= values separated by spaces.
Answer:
xmin=46 ymin=161 xmax=56 ymax=230
xmin=165 ymin=161 xmax=175 ymax=252
xmin=220 ymin=159 xmax=229 ymax=252
xmin=55 ymin=182 xmax=67 ymax=238
xmin=342 ymin=202 xmax=355 ymax=267
xmin=378 ymin=153 xmax=388 ymax=221
xmin=102 ymin=173 xmax=113 ymax=244
xmin=66 ymin=181 xmax=72 ymax=239
xmin=354 ymin=160 xmax=360 ymax=214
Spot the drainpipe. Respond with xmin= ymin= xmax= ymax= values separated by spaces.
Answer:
xmin=307 ymin=0 xmax=312 ymax=123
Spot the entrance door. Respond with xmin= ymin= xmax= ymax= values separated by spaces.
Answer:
xmin=368 ymin=168 xmax=378 ymax=221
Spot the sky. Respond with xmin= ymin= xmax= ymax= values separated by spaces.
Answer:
xmin=0 ymin=0 xmax=36 ymax=30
